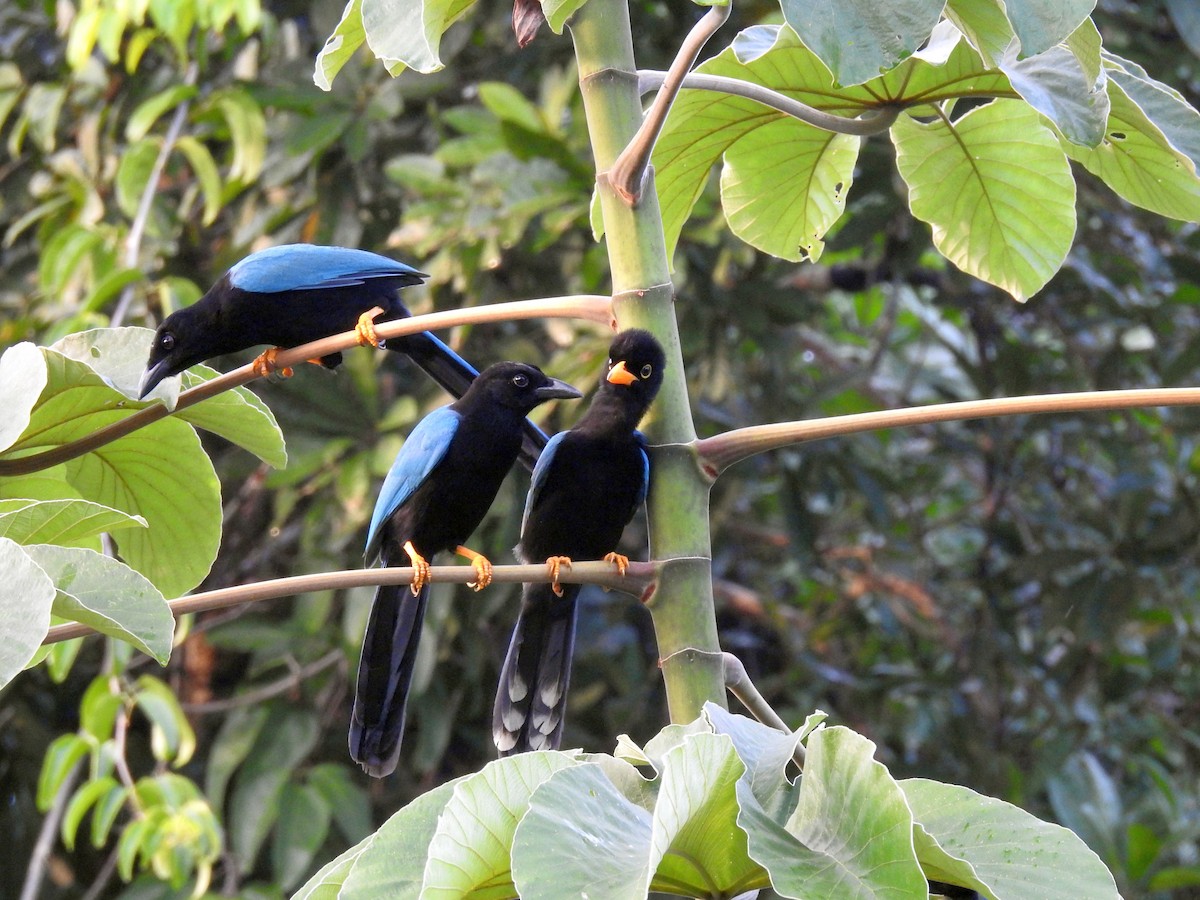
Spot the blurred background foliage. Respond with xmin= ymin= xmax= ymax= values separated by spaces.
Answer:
xmin=3 ymin=0 xmax=1200 ymax=897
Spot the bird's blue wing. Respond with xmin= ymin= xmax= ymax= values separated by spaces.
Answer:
xmin=634 ymin=430 xmax=650 ymax=508
xmin=229 ymin=244 xmax=425 ymax=294
xmin=365 ymin=406 xmax=461 ymax=557
xmin=521 ymin=431 xmax=568 ymax=535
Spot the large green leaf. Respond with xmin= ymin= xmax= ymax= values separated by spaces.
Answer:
xmin=512 ymin=761 xmax=655 ymax=900
xmin=293 ymin=837 xmax=374 ymax=900
xmin=652 ymin=24 xmax=1008 ymax=265
xmin=421 ymin=752 xmax=581 ymax=897
xmin=778 ymin=0 xmax=945 ymax=86
xmin=54 ymin=327 xmax=286 ymax=468
xmin=0 ymin=537 xmax=56 ymax=690
xmin=359 ymin=0 xmax=478 ymax=75
xmin=1061 ymin=76 xmax=1200 ymax=222
xmin=273 ymin=783 xmax=333 ymax=892
xmin=0 ymin=348 xmax=221 ymax=597
xmin=0 ymin=342 xmax=48 ymax=453
xmin=892 ymin=99 xmax=1076 ymax=301
xmin=1000 ymin=26 xmax=1108 ymax=147
xmin=1103 ymin=52 xmax=1200 ymax=170
xmin=0 ymin=498 xmax=145 ymax=547
xmin=339 ymin=776 xmax=465 ymax=898
xmin=902 ymin=778 xmax=1122 ymax=899
xmin=1002 ymin=0 xmax=1096 ymax=57
xmin=23 ymin=544 xmax=173 ymax=664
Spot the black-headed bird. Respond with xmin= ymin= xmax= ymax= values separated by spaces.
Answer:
xmin=137 ymin=244 xmax=550 ymax=465
xmin=493 ymin=329 xmax=666 ymax=755
xmin=351 ymin=361 xmax=580 ymax=777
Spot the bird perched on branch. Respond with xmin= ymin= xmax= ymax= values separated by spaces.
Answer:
xmin=137 ymin=243 xmax=550 ymax=466
xmin=493 ymin=329 xmax=665 ymax=756
xmin=351 ymin=361 xmax=580 ymax=777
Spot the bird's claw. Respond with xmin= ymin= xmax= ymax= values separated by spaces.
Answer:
xmin=468 ymin=556 xmax=493 ymax=591
xmin=403 ymin=540 xmax=431 ymax=595
xmin=250 ymin=348 xmax=293 ymax=379
xmin=545 ymin=556 xmax=572 ymax=597
xmin=603 ymin=552 xmax=630 ymax=576
xmin=356 ymin=307 xmax=386 ymax=348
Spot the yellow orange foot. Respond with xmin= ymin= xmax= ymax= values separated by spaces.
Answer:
xmin=356 ymin=306 xmax=386 ymax=348
xmin=250 ymin=348 xmax=293 ymax=379
xmin=403 ymin=540 xmax=431 ymax=595
xmin=545 ymin=556 xmax=572 ymax=597
xmin=603 ymin=552 xmax=630 ymax=576
xmin=456 ymin=545 xmax=493 ymax=591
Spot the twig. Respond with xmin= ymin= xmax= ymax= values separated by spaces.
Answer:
xmin=79 ymin=845 xmax=120 ymax=900
xmin=696 ymin=387 xmax=1200 ymax=475
xmin=19 ymin=761 xmax=83 ymax=900
xmin=41 ymin=559 xmax=659 ymax=646
xmin=0 ymin=293 xmax=614 ymax=477
xmin=608 ymin=4 xmax=730 ymax=203
xmin=182 ymin=650 xmax=342 ymax=713
xmin=723 ymin=652 xmax=805 ymax=768
xmin=111 ymin=62 xmax=200 ymax=329
xmin=637 ymin=70 xmax=902 ymax=136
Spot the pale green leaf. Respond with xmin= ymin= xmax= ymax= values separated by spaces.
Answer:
xmin=1103 ymin=52 xmax=1200 ymax=171
xmin=360 ymin=0 xmax=478 ymax=75
xmin=0 ymin=537 xmax=56 ymax=691
xmin=512 ymin=761 xmax=654 ymax=900
xmin=892 ymin=100 xmax=1076 ymax=301
xmin=1002 ymin=0 xmax=1096 ymax=57
xmin=293 ymin=837 xmax=374 ymax=900
xmin=23 ymin=544 xmax=173 ymax=664
xmin=273 ymin=783 xmax=333 ymax=892
xmin=944 ymin=0 xmax=1016 ymax=65
xmin=212 ymin=88 xmax=266 ymax=183
xmin=314 ymin=0 xmax=366 ymax=91
xmin=115 ymin=138 xmax=161 ymax=219
xmin=126 ymin=85 xmax=198 ymax=142
xmin=903 ymin=777 xmax=1122 ymax=899
xmin=0 ymin=342 xmax=47 ymax=453
xmin=777 ymin=0 xmax=944 ymax=86
xmin=421 ymin=752 xmax=581 ymax=898
xmin=1001 ymin=39 xmax=1108 ymax=146
xmin=174 ymin=135 xmax=224 ymax=225
xmin=1061 ymin=77 xmax=1200 ymax=222
xmin=338 ymin=776 xmax=466 ymax=898
xmin=0 ymin=348 xmax=221 ymax=598
xmin=0 ymin=498 xmax=146 ymax=546
xmin=543 ymin=0 xmax=586 ymax=34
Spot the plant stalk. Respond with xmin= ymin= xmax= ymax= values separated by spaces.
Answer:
xmin=571 ymin=0 xmax=726 ymax=723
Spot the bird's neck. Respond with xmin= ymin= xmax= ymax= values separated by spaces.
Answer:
xmin=576 ymin=387 xmax=645 ymax=437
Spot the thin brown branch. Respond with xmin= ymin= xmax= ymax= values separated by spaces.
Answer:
xmin=637 ymin=70 xmax=902 ymax=136
xmin=182 ymin=650 xmax=343 ymax=714
xmin=697 ymin=387 xmax=1200 ymax=475
xmin=41 ymin=559 xmax=659 ymax=646
xmin=0 ymin=293 xmax=614 ymax=477
xmin=19 ymin=761 xmax=82 ymax=900
xmin=608 ymin=3 xmax=730 ymax=203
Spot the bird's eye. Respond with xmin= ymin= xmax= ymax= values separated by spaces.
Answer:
xmin=159 ymin=333 xmax=175 ymax=351
xmin=640 ymin=363 xmax=653 ymax=379
xmin=512 ymin=374 xmax=529 ymax=388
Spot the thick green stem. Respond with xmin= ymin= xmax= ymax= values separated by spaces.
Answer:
xmin=571 ymin=0 xmax=726 ymax=722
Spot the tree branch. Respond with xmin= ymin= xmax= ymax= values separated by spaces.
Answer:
xmin=41 ymin=559 xmax=659 ymax=646
xmin=0 ymin=293 xmax=614 ymax=477
xmin=608 ymin=3 xmax=730 ymax=203
xmin=696 ymin=387 xmax=1200 ymax=475
xmin=723 ymin=651 xmax=805 ymax=767
xmin=637 ymin=70 xmax=902 ymax=136
xmin=182 ymin=649 xmax=343 ymax=713
xmin=19 ymin=761 xmax=82 ymax=900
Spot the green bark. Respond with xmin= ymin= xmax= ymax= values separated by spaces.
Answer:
xmin=570 ymin=0 xmax=726 ymax=721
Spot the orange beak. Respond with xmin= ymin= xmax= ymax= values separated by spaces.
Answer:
xmin=606 ymin=360 xmax=637 ymax=386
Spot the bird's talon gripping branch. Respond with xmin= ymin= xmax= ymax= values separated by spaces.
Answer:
xmin=356 ymin=306 xmax=386 ymax=348
xmin=603 ymin=552 xmax=630 ymax=576
xmin=250 ymin=347 xmax=294 ymax=379
xmin=545 ymin=556 xmax=573 ymax=597
xmin=456 ymin=545 xmax=493 ymax=591
xmin=403 ymin=540 xmax=431 ymax=595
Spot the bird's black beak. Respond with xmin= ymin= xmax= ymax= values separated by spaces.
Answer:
xmin=535 ymin=377 xmax=582 ymax=401
xmin=138 ymin=358 xmax=175 ymax=400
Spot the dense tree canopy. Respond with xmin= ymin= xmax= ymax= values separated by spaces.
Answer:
xmin=4 ymin=0 xmax=1200 ymax=897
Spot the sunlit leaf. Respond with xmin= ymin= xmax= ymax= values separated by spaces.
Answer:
xmin=0 ymin=537 xmax=55 ymax=690
xmin=0 ymin=498 xmax=146 ymax=546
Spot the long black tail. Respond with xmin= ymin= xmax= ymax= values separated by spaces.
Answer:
xmin=349 ymin=573 xmax=430 ymax=777
xmin=492 ymin=583 xmax=578 ymax=755
xmin=387 ymin=330 xmax=548 ymax=472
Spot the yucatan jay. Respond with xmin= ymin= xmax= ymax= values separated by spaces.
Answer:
xmin=351 ymin=361 xmax=580 ymax=777
xmin=137 ymin=243 xmax=550 ymax=467
xmin=493 ymin=329 xmax=665 ymax=755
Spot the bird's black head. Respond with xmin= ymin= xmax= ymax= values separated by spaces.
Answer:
xmin=602 ymin=328 xmax=666 ymax=415
xmin=138 ymin=303 xmax=216 ymax=399
xmin=461 ymin=361 xmax=582 ymax=414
